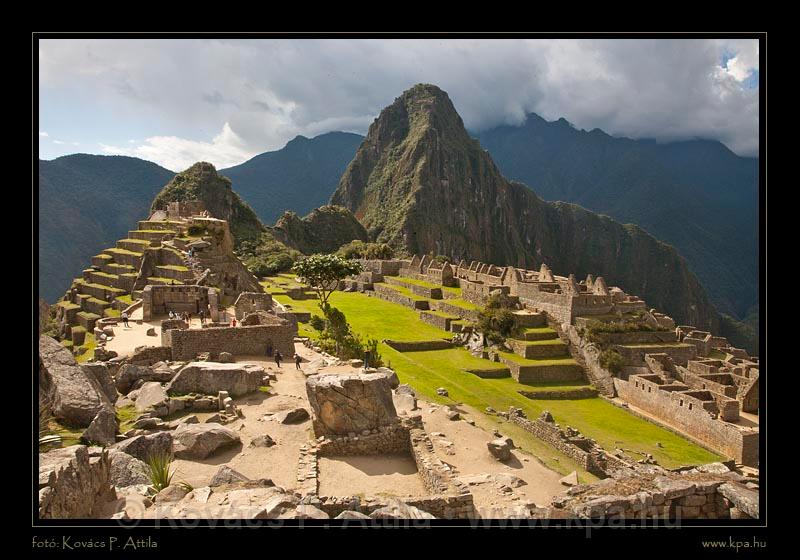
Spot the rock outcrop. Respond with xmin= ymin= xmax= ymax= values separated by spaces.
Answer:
xmin=113 ymin=432 xmax=173 ymax=463
xmin=146 ymin=481 xmax=298 ymax=519
xmin=115 ymin=363 xmax=174 ymax=395
xmin=108 ymin=450 xmax=150 ymax=488
xmin=306 ymin=373 xmax=398 ymax=436
xmin=167 ymin=362 xmax=265 ymax=397
xmin=39 ymin=445 xmax=115 ymax=519
xmin=172 ymin=423 xmax=241 ymax=459
xmin=39 ymin=335 xmax=114 ymax=427
xmin=270 ymin=205 xmax=368 ymax=254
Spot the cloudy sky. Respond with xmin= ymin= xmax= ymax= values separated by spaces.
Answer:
xmin=38 ymin=37 xmax=760 ymax=171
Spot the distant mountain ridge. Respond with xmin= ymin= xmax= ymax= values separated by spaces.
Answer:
xmin=38 ymin=154 xmax=175 ymax=303
xmin=474 ymin=114 xmax=759 ymax=321
xmin=331 ymin=83 xmax=720 ymax=330
xmin=221 ymin=131 xmax=364 ymax=225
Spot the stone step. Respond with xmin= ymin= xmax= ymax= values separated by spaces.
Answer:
xmin=129 ymin=229 xmax=177 ymax=243
xmin=519 ymin=328 xmax=559 ymax=342
xmin=509 ymin=339 xmax=570 ymax=360
xmin=91 ymin=254 xmax=113 ymax=267
xmin=75 ymin=311 xmax=101 ymax=332
xmin=117 ymin=238 xmax=152 ymax=252
xmin=99 ymin=262 xmax=136 ymax=276
xmin=137 ymin=220 xmax=186 ymax=232
xmin=154 ymin=265 xmax=194 ymax=281
xmin=75 ymin=280 xmax=124 ymax=301
xmin=513 ymin=310 xmax=546 ymax=328
xmin=147 ymin=276 xmax=185 ymax=286
xmin=103 ymin=248 xmax=144 ymax=269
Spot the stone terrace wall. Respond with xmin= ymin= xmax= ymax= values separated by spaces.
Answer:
xmin=506 ymin=409 xmax=623 ymax=478
xmin=614 ymin=378 xmax=758 ymax=466
xmin=383 ymin=339 xmax=453 ymax=352
xmin=167 ymin=323 xmax=295 ymax=361
xmin=316 ymin=423 xmax=411 ymax=456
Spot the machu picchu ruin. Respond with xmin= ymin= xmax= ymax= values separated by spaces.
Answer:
xmin=37 ymin=36 xmax=764 ymax=540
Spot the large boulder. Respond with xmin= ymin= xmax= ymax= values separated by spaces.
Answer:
xmin=81 ymin=408 xmax=118 ymax=446
xmin=115 ymin=363 xmax=174 ymax=395
xmin=305 ymin=373 xmax=397 ymax=436
xmin=135 ymin=382 xmax=170 ymax=413
xmin=172 ymin=423 xmax=241 ymax=459
xmin=167 ymin=362 xmax=265 ymax=397
xmin=147 ymin=482 xmax=297 ymax=519
xmin=80 ymin=363 xmax=118 ymax=404
xmin=209 ymin=465 xmax=251 ymax=487
xmin=487 ymin=437 xmax=514 ymax=462
xmin=38 ymin=445 xmax=115 ymax=519
xmin=113 ymin=432 xmax=173 ymax=462
xmin=370 ymin=500 xmax=436 ymax=520
xmin=108 ymin=450 xmax=150 ymax=488
xmin=39 ymin=335 xmax=114 ymax=427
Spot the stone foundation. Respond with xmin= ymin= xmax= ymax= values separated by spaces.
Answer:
xmin=166 ymin=323 xmax=296 ymax=361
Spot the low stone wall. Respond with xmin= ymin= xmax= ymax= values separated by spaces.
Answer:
xmin=555 ymin=474 xmax=739 ymax=519
xmin=518 ymin=387 xmax=599 ymax=400
xmin=431 ymin=301 xmax=480 ymax=322
xmin=502 ymin=358 xmax=584 ymax=383
xmin=127 ymin=345 xmax=173 ymax=366
xmin=167 ymin=323 xmax=295 ymax=361
xmin=464 ymin=367 xmax=511 ymax=379
xmin=615 ymin=343 xmax=697 ymax=367
xmin=383 ymin=339 xmax=453 ymax=352
xmin=418 ymin=311 xmax=458 ymax=330
xmin=373 ymin=284 xmax=430 ymax=310
xmin=386 ymin=277 xmax=443 ymax=299
xmin=316 ymin=423 xmax=411 ymax=456
xmin=509 ymin=339 xmax=569 ymax=359
xmin=588 ymin=330 xmax=677 ymax=345
xmin=614 ymin=377 xmax=758 ymax=466
xmin=507 ymin=408 xmax=627 ymax=478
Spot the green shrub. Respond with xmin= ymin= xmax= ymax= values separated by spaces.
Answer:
xmin=599 ymin=349 xmax=625 ymax=373
xmin=309 ymin=314 xmax=325 ymax=331
xmin=146 ymin=451 xmax=174 ymax=492
xmin=477 ymin=292 xmax=521 ymax=343
xmin=337 ymin=240 xmax=395 ymax=260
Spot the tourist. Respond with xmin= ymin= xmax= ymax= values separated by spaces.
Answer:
xmin=364 ymin=349 xmax=372 ymax=370
xmin=168 ymin=310 xmax=176 ymax=320
xmin=275 ymin=351 xmax=282 ymax=368
xmin=121 ymin=311 xmax=129 ymax=328
xmin=230 ymin=317 xmax=237 ymax=327
xmin=294 ymin=352 xmax=302 ymax=370
xmin=199 ymin=309 xmax=205 ymax=324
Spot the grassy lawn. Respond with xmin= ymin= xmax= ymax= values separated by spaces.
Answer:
xmin=268 ymin=277 xmax=724 ymax=469
xmin=276 ymin=290 xmax=450 ymax=342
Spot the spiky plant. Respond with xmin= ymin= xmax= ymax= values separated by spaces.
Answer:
xmin=146 ymin=451 xmax=174 ymax=492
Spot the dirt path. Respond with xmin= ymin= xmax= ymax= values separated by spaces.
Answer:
xmin=411 ymin=400 xmax=566 ymax=513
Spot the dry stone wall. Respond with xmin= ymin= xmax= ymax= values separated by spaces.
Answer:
xmin=167 ymin=323 xmax=295 ymax=361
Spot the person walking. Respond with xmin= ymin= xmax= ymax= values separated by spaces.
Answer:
xmin=121 ymin=311 xmax=129 ymax=328
xmin=199 ymin=309 xmax=205 ymax=324
xmin=274 ymin=351 xmax=282 ymax=368
xmin=294 ymin=352 xmax=302 ymax=370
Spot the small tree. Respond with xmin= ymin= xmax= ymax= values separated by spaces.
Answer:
xmin=477 ymin=292 xmax=521 ymax=344
xmin=292 ymin=254 xmax=363 ymax=316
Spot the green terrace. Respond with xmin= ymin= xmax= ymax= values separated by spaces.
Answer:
xmin=390 ymin=275 xmax=462 ymax=296
xmin=498 ymin=351 xmax=578 ymax=368
xmin=104 ymin=247 xmax=144 ymax=257
xmin=266 ymin=276 xmax=724 ymax=470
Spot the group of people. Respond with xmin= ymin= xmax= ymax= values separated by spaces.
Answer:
xmin=166 ymin=309 xmax=208 ymax=325
xmin=263 ymin=344 xmax=302 ymax=370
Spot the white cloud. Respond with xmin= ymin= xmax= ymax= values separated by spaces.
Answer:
xmin=39 ymin=38 xmax=761 ymax=162
xmin=39 ymin=131 xmax=49 ymax=137
xmin=53 ymin=139 xmax=65 ymax=145
xmin=101 ymin=122 xmax=255 ymax=171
